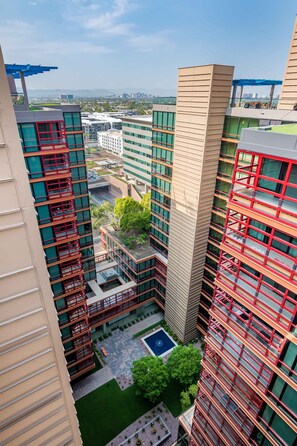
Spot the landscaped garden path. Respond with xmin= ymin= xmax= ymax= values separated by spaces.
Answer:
xmin=76 ymin=379 xmax=183 ymax=446
xmin=72 ymin=313 xmax=163 ymax=400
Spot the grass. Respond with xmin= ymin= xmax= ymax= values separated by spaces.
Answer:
xmin=86 ymin=160 xmax=98 ymax=168
xmin=76 ymin=378 xmax=183 ymax=446
xmin=132 ymin=322 xmax=162 ymax=339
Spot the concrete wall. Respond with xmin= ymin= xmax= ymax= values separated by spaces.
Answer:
xmin=0 ymin=50 xmax=82 ymax=445
xmin=165 ymin=64 xmax=234 ymax=343
xmin=278 ymin=17 xmax=297 ymax=110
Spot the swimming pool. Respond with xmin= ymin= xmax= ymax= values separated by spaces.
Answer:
xmin=142 ymin=328 xmax=177 ymax=357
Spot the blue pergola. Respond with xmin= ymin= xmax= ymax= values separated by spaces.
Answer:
xmin=232 ymin=79 xmax=282 ymax=87
xmin=230 ymin=78 xmax=282 ymax=108
xmin=5 ymin=64 xmax=58 ymax=79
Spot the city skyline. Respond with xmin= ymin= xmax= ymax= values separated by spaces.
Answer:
xmin=1 ymin=0 xmax=296 ymax=91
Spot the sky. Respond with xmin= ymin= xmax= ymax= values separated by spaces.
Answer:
xmin=0 ymin=0 xmax=296 ymax=93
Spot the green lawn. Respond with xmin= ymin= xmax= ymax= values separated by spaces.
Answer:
xmin=76 ymin=378 xmax=183 ymax=446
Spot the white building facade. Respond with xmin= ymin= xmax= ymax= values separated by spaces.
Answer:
xmin=122 ymin=116 xmax=152 ymax=186
xmin=97 ymin=130 xmax=123 ymax=156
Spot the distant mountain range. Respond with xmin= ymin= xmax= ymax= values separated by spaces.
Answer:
xmin=27 ymin=88 xmax=176 ymax=98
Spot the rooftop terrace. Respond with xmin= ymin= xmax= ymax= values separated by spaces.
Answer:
xmin=103 ymin=225 xmax=157 ymax=261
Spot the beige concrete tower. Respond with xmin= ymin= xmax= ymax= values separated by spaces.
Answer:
xmin=0 ymin=50 xmax=82 ymax=445
xmin=165 ymin=64 xmax=234 ymax=343
xmin=278 ymin=17 xmax=297 ymax=110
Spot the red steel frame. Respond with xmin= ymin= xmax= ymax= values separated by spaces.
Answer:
xmin=191 ymin=148 xmax=297 ymax=446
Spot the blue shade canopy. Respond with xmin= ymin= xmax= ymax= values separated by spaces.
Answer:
xmin=5 ymin=64 xmax=58 ymax=79
xmin=232 ymin=79 xmax=282 ymax=87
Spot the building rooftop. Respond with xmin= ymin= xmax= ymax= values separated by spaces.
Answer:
xmin=122 ymin=115 xmax=152 ymax=124
xmin=103 ymin=225 xmax=156 ymax=261
xmin=267 ymin=123 xmax=297 ymax=135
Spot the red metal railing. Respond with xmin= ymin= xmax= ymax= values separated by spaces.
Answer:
xmin=36 ymin=121 xmax=67 ymax=149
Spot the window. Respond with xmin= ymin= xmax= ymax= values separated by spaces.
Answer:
xmin=258 ymin=159 xmax=286 ymax=193
xmin=64 ymin=112 xmax=82 ymax=131
xmin=30 ymin=181 xmax=47 ymax=202
xmin=69 ymin=150 xmax=85 ymax=165
xmin=18 ymin=123 xmax=38 ymax=152
xmin=67 ymin=133 xmax=84 ymax=149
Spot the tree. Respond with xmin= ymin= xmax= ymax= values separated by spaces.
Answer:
xmin=180 ymin=383 xmax=198 ymax=412
xmin=114 ymin=196 xmax=143 ymax=220
xmin=167 ymin=345 xmax=202 ymax=386
xmin=132 ymin=356 xmax=169 ymax=402
xmin=141 ymin=193 xmax=151 ymax=210
xmin=91 ymin=201 xmax=114 ymax=229
xmin=180 ymin=390 xmax=191 ymax=412
xmin=120 ymin=209 xmax=150 ymax=233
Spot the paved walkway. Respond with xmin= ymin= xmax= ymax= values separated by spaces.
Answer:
xmin=72 ymin=313 xmax=164 ymax=401
xmin=72 ymin=365 xmax=114 ymax=401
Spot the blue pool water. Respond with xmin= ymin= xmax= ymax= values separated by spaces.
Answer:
xmin=143 ymin=329 xmax=176 ymax=356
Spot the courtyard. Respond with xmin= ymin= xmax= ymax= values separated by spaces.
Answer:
xmin=74 ymin=315 xmax=202 ymax=446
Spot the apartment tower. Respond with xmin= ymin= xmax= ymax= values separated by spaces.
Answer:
xmin=5 ymin=62 xmax=96 ymax=380
xmin=0 ymin=50 xmax=82 ymax=445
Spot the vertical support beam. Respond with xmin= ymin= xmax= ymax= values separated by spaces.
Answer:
xmin=165 ymin=64 xmax=234 ymax=343
xmin=269 ymin=84 xmax=275 ymax=108
xmin=20 ymin=71 xmax=29 ymax=110
xmin=239 ymin=85 xmax=243 ymax=106
xmin=230 ymin=83 xmax=237 ymax=107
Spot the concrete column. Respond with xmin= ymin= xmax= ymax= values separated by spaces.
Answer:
xmin=20 ymin=72 xmax=29 ymax=110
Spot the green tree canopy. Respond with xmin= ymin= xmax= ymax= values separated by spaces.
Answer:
xmin=180 ymin=383 xmax=198 ymax=412
xmin=167 ymin=345 xmax=202 ymax=386
xmin=91 ymin=201 xmax=114 ymax=229
xmin=141 ymin=193 xmax=151 ymax=210
xmin=132 ymin=356 xmax=169 ymax=403
xmin=114 ymin=196 xmax=143 ymax=219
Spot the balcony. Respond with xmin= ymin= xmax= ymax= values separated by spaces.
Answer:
xmin=56 ymin=292 xmax=86 ymax=312
xmin=37 ymin=121 xmax=67 ymax=150
xmin=211 ymin=294 xmax=283 ymax=364
xmin=88 ymin=286 xmax=136 ymax=318
xmin=207 ymin=320 xmax=273 ymax=390
xmin=217 ymin=262 xmax=297 ymax=331
xmin=199 ymin=377 xmax=254 ymax=438
xmin=47 ymin=178 xmax=73 ymax=200
xmin=59 ymin=307 xmax=87 ymax=328
xmin=194 ymin=396 xmax=245 ymax=446
xmin=54 ymin=222 xmax=77 ymax=242
xmin=224 ymin=225 xmax=297 ymax=283
xmin=203 ymin=346 xmax=262 ymax=419
xmin=50 ymin=259 xmax=83 ymax=282
xmin=42 ymin=153 xmax=70 ymax=176
xmin=62 ymin=321 xmax=89 ymax=341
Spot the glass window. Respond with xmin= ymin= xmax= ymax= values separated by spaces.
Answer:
xmin=25 ymin=156 xmax=43 ymax=178
xmin=18 ymin=123 xmax=38 ymax=152
xmin=286 ymin=164 xmax=297 ymax=200
xmin=258 ymin=159 xmax=286 ymax=193
xmin=30 ymin=182 xmax=47 ymax=202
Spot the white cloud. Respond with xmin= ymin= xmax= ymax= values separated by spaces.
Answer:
xmin=128 ymin=31 xmax=173 ymax=53
xmin=0 ymin=20 xmax=111 ymax=61
xmin=65 ymin=0 xmax=137 ymax=36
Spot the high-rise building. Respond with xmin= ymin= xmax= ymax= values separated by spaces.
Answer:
xmin=122 ymin=115 xmax=152 ymax=187
xmin=191 ymin=124 xmax=297 ymax=446
xmin=0 ymin=50 xmax=82 ymax=445
xmin=5 ymin=61 xmax=97 ymax=380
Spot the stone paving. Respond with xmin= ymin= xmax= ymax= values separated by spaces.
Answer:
xmin=106 ymin=403 xmax=179 ymax=446
xmin=72 ymin=313 xmax=164 ymax=400
xmin=72 ymin=364 xmax=114 ymax=401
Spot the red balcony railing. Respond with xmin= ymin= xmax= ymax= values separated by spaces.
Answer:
xmin=47 ymin=178 xmax=73 ymax=200
xmin=37 ymin=121 xmax=67 ymax=149
xmin=88 ymin=287 xmax=136 ymax=318
xmin=42 ymin=153 xmax=70 ymax=176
